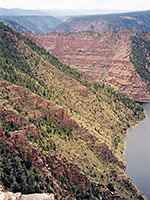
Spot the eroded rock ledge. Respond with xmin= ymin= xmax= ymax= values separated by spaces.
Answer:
xmin=0 ymin=191 xmax=54 ymax=200
xmin=34 ymin=31 xmax=150 ymax=102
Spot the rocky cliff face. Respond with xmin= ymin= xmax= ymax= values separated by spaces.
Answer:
xmin=34 ymin=31 xmax=150 ymax=102
xmin=0 ymin=81 xmax=78 ymax=129
xmin=0 ymin=22 xmax=146 ymax=199
xmin=0 ymin=80 xmax=145 ymax=200
xmin=0 ymin=81 xmax=90 ymax=199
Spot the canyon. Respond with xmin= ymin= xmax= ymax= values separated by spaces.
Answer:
xmin=0 ymin=21 xmax=148 ymax=199
xmin=34 ymin=31 xmax=150 ymax=102
xmin=53 ymin=10 xmax=150 ymax=34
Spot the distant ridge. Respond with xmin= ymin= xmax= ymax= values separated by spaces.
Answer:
xmin=53 ymin=10 xmax=150 ymax=33
xmin=0 ymin=8 xmax=48 ymax=16
xmin=1 ymin=9 xmax=150 ymax=35
xmin=0 ymin=15 xmax=62 ymax=34
xmin=0 ymin=7 xmax=130 ymax=17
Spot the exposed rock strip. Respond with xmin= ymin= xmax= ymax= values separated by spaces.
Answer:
xmin=0 ymin=191 xmax=55 ymax=200
xmin=34 ymin=31 xmax=150 ymax=102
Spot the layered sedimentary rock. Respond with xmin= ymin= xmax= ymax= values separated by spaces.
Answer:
xmin=0 ymin=81 xmax=78 ymax=129
xmin=34 ymin=31 xmax=150 ymax=102
xmin=53 ymin=11 xmax=150 ymax=34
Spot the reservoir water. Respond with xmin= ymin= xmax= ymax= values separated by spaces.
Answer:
xmin=123 ymin=102 xmax=150 ymax=199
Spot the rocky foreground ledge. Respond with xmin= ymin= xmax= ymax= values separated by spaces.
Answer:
xmin=0 ymin=191 xmax=55 ymax=200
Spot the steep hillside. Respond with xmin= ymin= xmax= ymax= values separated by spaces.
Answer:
xmin=0 ymin=16 xmax=62 ymax=34
xmin=0 ymin=22 xmax=146 ymax=199
xmin=0 ymin=19 xmax=35 ymax=34
xmin=34 ymin=31 xmax=150 ymax=102
xmin=53 ymin=10 xmax=150 ymax=33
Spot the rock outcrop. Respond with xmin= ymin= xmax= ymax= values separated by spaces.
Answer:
xmin=21 ymin=193 xmax=55 ymax=200
xmin=0 ymin=122 xmax=3 ymax=135
xmin=0 ymin=20 xmax=146 ymax=199
xmin=34 ymin=31 xmax=150 ymax=102
xmin=0 ymin=191 xmax=54 ymax=200
xmin=53 ymin=11 xmax=150 ymax=34
xmin=0 ymin=81 xmax=78 ymax=129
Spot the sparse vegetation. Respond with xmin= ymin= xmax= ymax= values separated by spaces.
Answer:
xmin=53 ymin=10 xmax=150 ymax=33
xmin=130 ymin=33 xmax=150 ymax=91
xmin=0 ymin=22 xmax=146 ymax=199
xmin=1 ymin=16 xmax=62 ymax=34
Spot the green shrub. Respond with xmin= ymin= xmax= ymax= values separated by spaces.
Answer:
xmin=107 ymin=182 xmax=115 ymax=191
xmin=4 ymin=130 xmax=11 ymax=137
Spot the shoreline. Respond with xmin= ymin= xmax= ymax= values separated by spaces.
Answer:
xmin=122 ymin=103 xmax=149 ymax=199
xmin=123 ymin=108 xmax=147 ymax=156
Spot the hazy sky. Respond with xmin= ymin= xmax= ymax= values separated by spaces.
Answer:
xmin=1 ymin=0 xmax=150 ymax=11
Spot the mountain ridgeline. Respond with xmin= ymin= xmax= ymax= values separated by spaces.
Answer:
xmin=53 ymin=10 xmax=150 ymax=33
xmin=0 ymin=16 xmax=62 ymax=34
xmin=1 ymin=10 xmax=150 ymax=35
xmin=0 ymin=22 xmax=146 ymax=199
